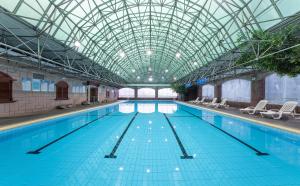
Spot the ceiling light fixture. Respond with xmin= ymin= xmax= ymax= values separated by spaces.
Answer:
xmin=132 ymin=69 xmax=136 ymax=73
xmin=148 ymin=77 xmax=153 ymax=82
xmin=146 ymin=49 xmax=152 ymax=56
xmin=165 ymin=69 xmax=168 ymax=73
xmin=74 ymin=41 xmax=81 ymax=48
xmin=119 ymin=50 xmax=126 ymax=58
xmin=176 ymin=52 xmax=181 ymax=59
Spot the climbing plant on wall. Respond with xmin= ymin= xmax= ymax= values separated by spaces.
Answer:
xmin=171 ymin=83 xmax=187 ymax=95
xmin=236 ymin=26 xmax=300 ymax=77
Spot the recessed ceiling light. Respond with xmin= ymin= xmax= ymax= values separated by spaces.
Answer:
xmin=146 ymin=169 xmax=151 ymax=173
xmin=165 ymin=69 xmax=168 ymax=73
xmin=74 ymin=41 xmax=81 ymax=48
xmin=132 ymin=69 xmax=136 ymax=73
xmin=173 ymin=77 xmax=177 ymax=80
xmin=148 ymin=67 xmax=152 ymax=71
xmin=119 ymin=50 xmax=126 ymax=58
xmin=175 ymin=167 xmax=180 ymax=171
xmin=137 ymin=76 xmax=140 ymax=79
xmin=148 ymin=77 xmax=153 ymax=82
xmin=176 ymin=52 xmax=181 ymax=58
xmin=119 ymin=166 xmax=124 ymax=171
xmin=146 ymin=49 xmax=152 ymax=56
xmin=193 ymin=62 xmax=198 ymax=66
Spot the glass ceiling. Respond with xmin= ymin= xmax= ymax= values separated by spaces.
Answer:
xmin=0 ymin=0 xmax=299 ymax=83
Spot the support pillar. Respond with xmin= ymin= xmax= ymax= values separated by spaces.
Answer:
xmin=155 ymin=87 xmax=158 ymax=99
xmin=214 ymin=82 xmax=222 ymax=102
xmin=134 ymin=87 xmax=138 ymax=99
xmin=251 ymin=78 xmax=265 ymax=106
xmin=197 ymin=85 xmax=202 ymax=99
xmin=87 ymin=85 xmax=91 ymax=104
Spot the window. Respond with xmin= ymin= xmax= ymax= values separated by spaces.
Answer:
xmin=22 ymin=77 xmax=31 ymax=91
xmin=32 ymin=79 xmax=41 ymax=92
xmin=49 ymin=81 xmax=55 ymax=92
xmin=158 ymin=88 xmax=178 ymax=98
xmin=138 ymin=88 xmax=155 ymax=98
xmin=265 ymin=74 xmax=300 ymax=105
xmin=56 ymin=81 xmax=69 ymax=100
xmin=106 ymin=88 xmax=110 ymax=98
xmin=202 ymin=84 xmax=214 ymax=99
xmin=41 ymin=80 xmax=49 ymax=92
xmin=119 ymin=88 xmax=134 ymax=98
xmin=222 ymin=79 xmax=251 ymax=102
xmin=0 ymin=71 xmax=13 ymax=102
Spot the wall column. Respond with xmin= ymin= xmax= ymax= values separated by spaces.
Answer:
xmin=197 ymin=85 xmax=202 ymax=99
xmin=251 ymin=78 xmax=265 ymax=106
xmin=214 ymin=82 xmax=222 ymax=102
xmin=87 ymin=85 xmax=91 ymax=104
xmin=155 ymin=87 xmax=158 ymax=99
xmin=134 ymin=87 xmax=138 ymax=99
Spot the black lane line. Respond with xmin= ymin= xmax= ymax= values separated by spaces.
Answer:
xmin=27 ymin=112 xmax=111 ymax=154
xmin=168 ymin=115 xmax=195 ymax=118
xmin=104 ymin=112 xmax=139 ymax=159
xmin=163 ymin=113 xmax=193 ymax=159
xmin=182 ymin=109 xmax=269 ymax=156
xmin=82 ymin=114 xmax=129 ymax=116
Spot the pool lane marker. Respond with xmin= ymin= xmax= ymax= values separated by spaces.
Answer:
xmin=163 ymin=113 xmax=194 ymax=159
xmin=104 ymin=112 xmax=139 ymax=159
xmin=182 ymin=109 xmax=269 ymax=156
xmin=27 ymin=112 xmax=111 ymax=154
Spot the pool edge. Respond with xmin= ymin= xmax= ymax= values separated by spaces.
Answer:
xmin=0 ymin=101 xmax=126 ymax=132
xmin=176 ymin=101 xmax=300 ymax=135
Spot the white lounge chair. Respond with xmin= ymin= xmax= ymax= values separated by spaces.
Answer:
xmin=215 ymin=98 xmax=229 ymax=108
xmin=195 ymin=97 xmax=206 ymax=104
xmin=260 ymin=101 xmax=298 ymax=120
xmin=240 ymin=100 xmax=268 ymax=115
xmin=189 ymin=97 xmax=199 ymax=103
xmin=203 ymin=98 xmax=217 ymax=106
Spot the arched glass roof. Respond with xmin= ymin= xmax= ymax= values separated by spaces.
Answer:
xmin=0 ymin=0 xmax=299 ymax=84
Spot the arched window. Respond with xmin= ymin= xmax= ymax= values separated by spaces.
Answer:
xmin=158 ymin=88 xmax=178 ymax=98
xmin=119 ymin=88 xmax=135 ymax=98
xmin=106 ymin=88 xmax=110 ymax=98
xmin=202 ymin=84 xmax=214 ymax=99
xmin=138 ymin=88 xmax=155 ymax=98
xmin=56 ymin=81 xmax=68 ymax=100
xmin=0 ymin=71 xmax=13 ymax=102
xmin=265 ymin=74 xmax=300 ymax=104
xmin=222 ymin=79 xmax=251 ymax=102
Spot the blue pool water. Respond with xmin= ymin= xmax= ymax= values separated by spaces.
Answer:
xmin=1 ymin=101 xmax=300 ymax=186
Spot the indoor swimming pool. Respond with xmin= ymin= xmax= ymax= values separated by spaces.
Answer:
xmin=1 ymin=101 xmax=300 ymax=185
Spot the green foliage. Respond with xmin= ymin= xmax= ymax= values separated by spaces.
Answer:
xmin=235 ymin=26 xmax=300 ymax=77
xmin=170 ymin=83 xmax=187 ymax=94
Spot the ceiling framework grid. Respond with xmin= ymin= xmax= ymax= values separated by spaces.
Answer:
xmin=0 ymin=0 xmax=299 ymax=85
